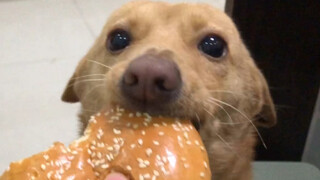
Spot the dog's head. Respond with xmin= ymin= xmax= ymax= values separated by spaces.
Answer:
xmin=62 ymin=1 xmax=276 ymax=133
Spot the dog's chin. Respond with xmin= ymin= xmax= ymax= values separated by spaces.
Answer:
xmin=112 ymin=99 xmax=202 ymax=132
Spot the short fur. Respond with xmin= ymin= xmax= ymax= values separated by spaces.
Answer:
xmin=62 ymin=1 xmax=276 ymax=179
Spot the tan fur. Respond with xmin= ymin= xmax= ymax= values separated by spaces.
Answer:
xmin=62 ymin=1 xmax=276 ymax=179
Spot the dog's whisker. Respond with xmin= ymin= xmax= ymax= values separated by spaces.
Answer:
xmin=70 ymin=74 xmax=106 ymax=80
xmin=87 ymin=59 xmax=112 ymax=70
xmin=209 ymin=90 xmax=261 ymax=102
xmin=215 ymin=132 xmax=233 ymax=149
xmin=208 ymin=97 xmax=267 ymax=149
xmin=67 ymin=79 xmax=106 ymax=88
xmin=204 ymin=100 xmax=234 ymax=124
xmin=82 ymin=84 xmax=106 ymax=103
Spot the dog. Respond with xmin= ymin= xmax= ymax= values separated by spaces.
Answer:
xmin=61 ymin=1 xmax=276 ymax=179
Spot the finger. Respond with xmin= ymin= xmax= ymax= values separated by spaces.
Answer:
xmin=104 ymin=172 xmax=128 ymax=180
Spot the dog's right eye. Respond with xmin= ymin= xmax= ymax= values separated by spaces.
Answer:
xmin=198 ymin=34 xmax=226 ymax=59
xmin=107 ymin=29 xmax=131 ymax=52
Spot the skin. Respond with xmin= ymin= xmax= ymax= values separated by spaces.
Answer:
xmin=105 ymin=173 xmax=128 ymax=180
xmin=62 ymin=1 xmax=276 ymax=179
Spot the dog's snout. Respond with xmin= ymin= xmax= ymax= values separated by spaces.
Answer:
xmin=121 ymin=54 xmax=182 ymax=105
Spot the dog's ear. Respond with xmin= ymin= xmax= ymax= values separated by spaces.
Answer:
xmin=61 ymin=73 xmax=79 ymax=103
xmin=255 ymin=71 xmax=277 ymax=128
xmin=61 ymin=59 xmax=87 ymax=103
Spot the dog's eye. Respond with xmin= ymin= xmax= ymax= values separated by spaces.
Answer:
xmin=198 ymin=35 xmax=226 ymax=58
xmin=107 ymin=29 xmax=131 ymax=52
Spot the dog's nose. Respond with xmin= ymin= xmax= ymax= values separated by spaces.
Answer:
xmin=121 ymin=54 xmax=182 ymax=105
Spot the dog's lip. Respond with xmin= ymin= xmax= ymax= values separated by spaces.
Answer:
xmin=115 ymin=101 xmax=201 ymax=131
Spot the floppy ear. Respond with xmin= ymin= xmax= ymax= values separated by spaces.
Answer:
xmin=254 ymin=72 xmax=277 ymax=128
xmin=61 ymin=73 xmax=79 ymax=103
xmin=61 ymin=58 xmax=87 ymax=103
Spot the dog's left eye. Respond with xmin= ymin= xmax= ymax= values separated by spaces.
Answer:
xmin=198 ymin=35 xmax=226 ymax=59
xmin=107 ymin=29 xmax=131 ymax=52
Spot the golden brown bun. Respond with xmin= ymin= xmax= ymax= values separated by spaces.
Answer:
xmin=1 ymin=107 xmax=211 ymax=180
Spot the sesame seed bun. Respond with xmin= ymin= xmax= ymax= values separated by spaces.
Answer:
xmin=0 ymin=107 xmax=211 ymax=180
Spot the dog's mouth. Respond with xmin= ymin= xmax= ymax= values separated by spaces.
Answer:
xmin=115 ymin=100 xmax=202 ymax=132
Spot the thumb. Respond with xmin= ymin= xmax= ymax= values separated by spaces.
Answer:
xmin=105 ymin=172 xmax=128 ymax=180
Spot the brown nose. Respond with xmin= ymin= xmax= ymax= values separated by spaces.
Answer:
xmin=121 ymin=54 xmax=182 ymax=106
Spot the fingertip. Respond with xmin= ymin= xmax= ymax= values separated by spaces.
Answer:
xmin=105 ymin=172 xmax=128 ymax=180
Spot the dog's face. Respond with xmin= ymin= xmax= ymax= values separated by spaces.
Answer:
xmin=62 ymin=1 xmax=276 ymax=178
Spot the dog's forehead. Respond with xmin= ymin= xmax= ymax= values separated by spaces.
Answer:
xmin=109 ymin=2 xmax=235 ymax=32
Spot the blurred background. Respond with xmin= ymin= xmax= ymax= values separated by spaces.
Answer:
xmin=0 ymin=0 xmax=319 ymax=177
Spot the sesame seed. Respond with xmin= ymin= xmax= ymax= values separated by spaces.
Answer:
xmin=156 ymin=155 xmax=161 ymax=161
xmin=71 ymin=151 xmax=78 ymax=155
xmin=195 ymin=140 xmax=200 ymax=145
xmin=162 ymin=122 xmax=167 ymax=126
xmin=137 ymin=158 xmax=143 ymax=163
xmin=139 ymin=174 xmax=144 ymax=180
xmin=92 ymin=140 xmax=97 ymax=145
xmin=153 ymin=170 xmax=160 ymax=176
xmin=144 ymin=160 xmax=150 ymax=166
xmin=181 ymin=157 xmax=186 ymax=161
xmin=138 ymin=139 xmax=143 ymax=145
xmin=139 ymin=163 xmax=147 ymax=168
xmin=186 ymin=140 xmax=192 ymax=145
xmin=184 ymin=132 xmax=189 ymax=139
xmin=113 ymin=144 xmax=120 ymax=151
xmin=43 ymin=155 xmax=49 ymax=160
xmin=144 ymin=118 xmax=152 ymax=123
xmin=177 ymin=136 xmax=182 ymax=142
xmin=97 ymin=152 xmax=102 ymax=159
xmin=47 ymin=171 xmax=53 ymax=179
xmin=117 ymin=138 xmax=124 ymax=146
xmin=95 ymin=172 xmax=100 ymax=176
xmin=111 ymin=116 xmax=120 ymax=120
xmin=40 ymin=164 xmax=46 ymax=170
xmin=126 ymin=165 xmax=132 ymax=171
xmin=113 ymin=138 xmax=118 ymax=144
xmin=143 ymin=122 xmax=149 ymax=126
xmin=200 ymin=146 xmax=205 ymax=151
xmin=129 ymin=113 xmax=134 ymax=117
xmin=141 ymin=130 xmax=146 ymax=135
xmin=204 ymin=161 xmax=208 ymax=168
xmin=146 ymin=148 xmax=152 ymax=157
xmin=162 ymin=157 xmax=167 ymax=163
xmin=152 ymin=175 xmax=156 ymax=180
xmin=98 ymin=142 xmax=105 ymax=148
xmin=153 ymin=140 xmax=160 ymax=146
xmin=101 ymin=164 xmax=109 ymax=169
xmin=144 ymin=173 xmax=151 ymax=179
xmin=200 ymin=172 xmax=205 ymax=178
xmin=87 ymin=149 xmax=92 ymax=154
xmin=104 ymin=112 xmax=109 ymax=116
xmin=130 ymin=144 xmax=136 ymax=149
xmin=153 ymin=123 xmax=160 ymax=127
xmin=107 ymin=146 xmax=113 ymax=151
xmin=184 ymin=163 xmax=190 ymax=168
xmin=113 ymin=128 xmax=121 ymax=135
xmin=133 ymin=124 xmax=139 ymax=129
xmin=126 ymin=123 xmax=131 ymax=127
xmin=158 ymin=131 xmax=164 ymax=136
xmin=143 ymin=113 xmax=151 ymax=118
xmin=136 ymin=112 xmax=142 ymax=117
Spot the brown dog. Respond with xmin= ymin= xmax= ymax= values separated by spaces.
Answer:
xmin=62 ymin=1 xmax=276 ymax=179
